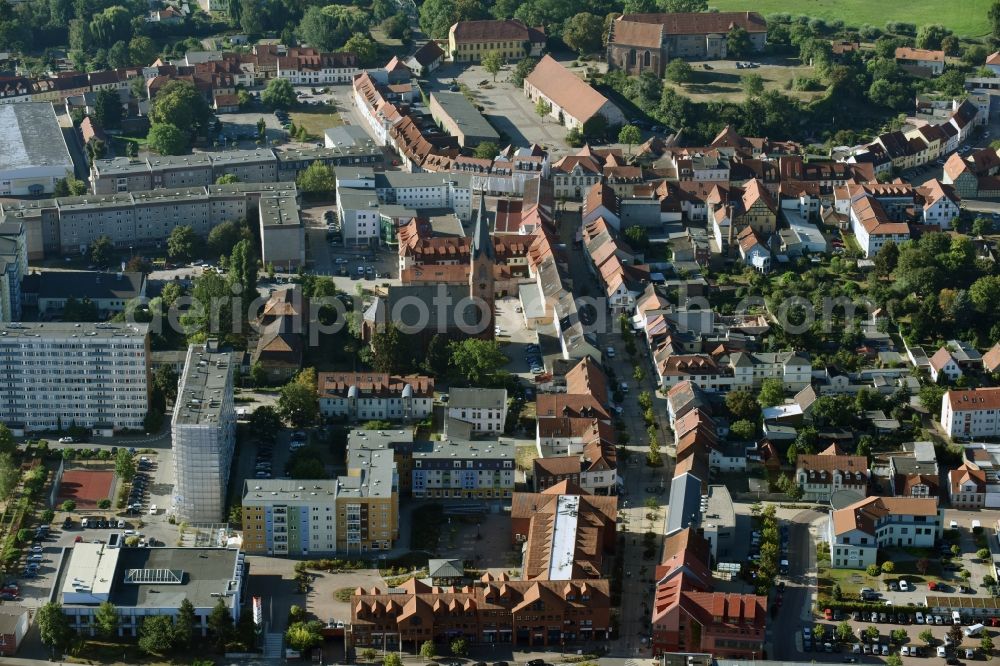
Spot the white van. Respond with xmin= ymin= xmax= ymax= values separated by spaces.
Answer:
xmin=973 ymin=519 xmax=982 ymax=530
xmin=953 ymin=611 xmax=962 ymax=625
xmin=81 ymin=517 xmax=90 ymax=528
xmin=965 ymin=623 xmax=986 ymax=637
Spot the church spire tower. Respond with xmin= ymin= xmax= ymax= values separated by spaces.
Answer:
xmin=469 ymin=191 xmax=495 ymax=337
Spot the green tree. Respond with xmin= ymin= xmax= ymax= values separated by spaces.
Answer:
xmin=970 ymin=275 xmax=1000 ymax=314
xmin=784 ymin=441 xmax=799 ymax=466
xmin=343 ymin=33 xmax=379 ymax=66
xmin=881 ymin=561 xmax=895 ymax=574
xmin=299 ymin=4 xmax=370 ymax=50
xmin=384 ymin=653 xmax=404 ymax=666
xmin=239 ymin=0 xmax=262 ymax=36
xmin=383 ymin=12 xmax=411 ymax=40
xmin=93 ymin=88 xmax=122 ymax=129
xmin=60 ymin=499 xmax=76 ymax=512
xmin=129 ymin=36 xmax=157 ymax=65
xmin=249 ymin=406 xmax=282 ymax=442
xmin=139 ymin=615 xmax=175 ymax=654
xmin=216 ymin=174 xmax=240 ymax=185
xmin=208 ymin=598 xmax=233 ymax=650
xmin=448 ymin=339 xmax=507 ymax=385
xmin=874 ymin=239 xmax=899 ymax=277
xmin=982 ymin=632 xmax=994 ymax=656
xmin=115 ymin=447 xmax=136 ymax=482
xmin=741 ymin=73 xmax=764 ymax=98
xmin=535 ymin=97 xmax=552 ymax=117
xmin=726 ymin=26 xmax=752 ymax=58
xmin=885 ymin=654 xmax=902 ymax=666
xmin=866 ymin=563 xmax=881 ymax=577
xmin=422 ymin=334 xmax=451 ymax=377
xmin=372 ymin=323 xmax=411 ymax=374
xmin=919 ymin=628 xmax=935 ymax=645
xmin=94 ymin=601 xmax=119 ymax=639
xmin=836 ymin=620 xmax=853 ymax=642
xmin=285 ymin=620 xmax=324 ymax=651
xmin=419 ymin=0 xmax=488 ymax=39
xmin=758 ymin=378 xmax=784 ymax=408
xmin=972 ymin=217 xmax=993 ymax=237
xmin=420 ymin=640 xmax=436 ymax=659
xmin=207 ymin=219 xmax=245 ymax=256
xmin=450 ymin=637 xmax=469 ymax=657
xmin=148 ymin=123 xmax=189 ymax=155
xmin=90 ymin=235 xmax=114 ymax=268
xmin=563 ymin=12 xmax=603 ymax=55
xmin=978 ymin=548 xmax=991 ymax=561
xmin=278 ymin=368 xmax=319 ymax=427
xmin=949 ymin=624 xmax=964 ymax=648
xmin=482 ymin=49 xmax=503 ymax=81
xmin=173 ymin=598 xmax=197 ymax=649
xmin=37 ymin=602 xmax=74 ymax=652
xmin=511 ymin=57 xmax=537 ymax=87
xmin=916 ymin=24 xmax=951 ymax=50
xmin=660 ymin=0 xmax=707 ymax=9
xmin=150 ymin=80 xmax=210 ymax=133
xmin=362 ymin=648 xmax=378 ymax=662
xmin=167 ymin=225 xmax=199 ymax=262
xmin=725 ymin=390 xmax=759 ymax=421
xmin=262 ymin=77 xmax=296 ymax=109
xmin=666 ymin=58 xmax=693 ymax=84
xmin=297 ymin=162 xmax=336 ymax=194
xmin=228 ymin=237 xmax=258 ymax=312
xmin=729 ymin=419 xmax=756 ymax=440
xmin=473 ymin=141 xmax=498 ymax=159
xmin=647 ymin=431 xmax=661 ymax=466
xmin=618 ymin=124 xmax=641 ymax=155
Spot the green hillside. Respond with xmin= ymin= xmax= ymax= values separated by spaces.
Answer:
xmin=709 ymin=0 xmax=992 ymax=38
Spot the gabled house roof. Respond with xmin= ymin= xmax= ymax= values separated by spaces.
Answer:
xmin=525 ymin=55 xmax=615 ymax=125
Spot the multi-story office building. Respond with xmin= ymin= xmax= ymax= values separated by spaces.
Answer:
xmin=242 ymin=434 xmax=399 ymax=555
xmin=0 ymin=322 xmax=149 ymax=432
xmin=447 ymin=388 xmax=508 ymax=434
xmin=171 ymin=342 xmax=235 ymax=523
xmin=941 ymin=388 xmax=1000 ymax=439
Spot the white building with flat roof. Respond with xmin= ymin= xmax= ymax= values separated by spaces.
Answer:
xmin=0 ymin=322 xmax=149 ymax=432
xmin=0 ymin=102 xmax=73 ymax=196
xmin=171 ymin=342 xmax=236 ymax=523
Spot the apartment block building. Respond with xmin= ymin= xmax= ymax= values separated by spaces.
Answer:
xmin=318 ymin=372 xmax=434 ymax=421
xmin=0 ymin=183 xmax=298 ymax=262
xmin=447 ymin=388 xmax=508 ymax=434
xmin=0 ymin=322 xmax=149 ymax=432
xmin=941 ymin=388 xmax=1000 ymax=439
xmin=350 ymin=575 xmax=610 ymax=649
xmin=89 ymin=147 xmax=381 ymax=195
xmin=346 ymin=428 xmax=516 ymax=500
xmin=0 ymin=220 xmax=27 ymax=321
xmin=171 ymin=342 xmax=236 ymax=523
xmin=241 ymin=441 xmax=398 ymax=555
xmin=795 ymin=444 xmax=869 ymax=502
xmin=828 ymin=496 xmax=942 ymax=569
xmin=448 ymin=19 xmax=546 ymax=63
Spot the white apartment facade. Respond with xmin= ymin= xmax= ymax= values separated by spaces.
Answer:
xmin=0 ymin=322 xmax=149 ymax=432
xmin=171 ymin=343 xmax=236 ymax=523
xmin=828 ymin=496 xmax=942 ymax=569
xmin=941 ymin=388 xmax=1000 ymax=439
xmin=447 ymin=388 xmax=508 ymax=434
xmin=726 ymin=351 xmax=812 ymax=392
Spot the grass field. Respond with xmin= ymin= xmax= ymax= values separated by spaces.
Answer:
xmin=709 ymin=0 xmax=992 ymax=37
xmin=667 ymin=56 xmax=824 ymax=103
xmin=289 ymin=104 xmax=343 ymax=139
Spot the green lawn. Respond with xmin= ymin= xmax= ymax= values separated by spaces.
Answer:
xmin=708 ymin=0 xmax=992 ymax=37
xmin=289 ymin=105 xmax=343 ymax=139
xmin=710 ymin=0 xmax=992 ymax=37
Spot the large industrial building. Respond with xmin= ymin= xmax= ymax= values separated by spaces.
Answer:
xmin=0 ymin=102 xmax=74 ymax=196
xmin=171 ymin=341 xmax=236 ymax=523
xmin=0 ymin=321 xmax=149 ymax=432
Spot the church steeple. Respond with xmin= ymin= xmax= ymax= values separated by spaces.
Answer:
xmin=469 ymin=191 xmax=495 ymax=336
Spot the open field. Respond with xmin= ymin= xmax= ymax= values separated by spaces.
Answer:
xmin=666 ymin=56 xmax=824 ymax=103
xmin=289 ymin=104 xmax=343 ymax=139
xmin=710 ymin=0 xmax=992 ymax=37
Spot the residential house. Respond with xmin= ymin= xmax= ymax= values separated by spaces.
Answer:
xmin=736 ymin=226 xmax=770 ymax=273
xmin=984 ymin=342 xmax=1000 ymax=374
xmin=405 ymin=41 xmax=445 ymax=76
xmin=948 ymin=462 xmax=987 ymax=509
xmin=828 ymin=496 xmax=942 ymax=569
xmin=895 ymin=48 xmax=945 ymax=76
xmin=929 ymin=347 xmax=963 ymax=383
xmin=447 ymin=388 xmax=508 ymax=434
xmin=889 ymin=441 xmax=940 ymax=499
xmin=940 ymin=388 xmax=1000 ymax=439
xmin=795 ymin=444 xmax=869 ymax=502
xmin=915 ymin=179 xmax=960 ymax=228
xmin=318 ymin=373 xmax=434 ymax=421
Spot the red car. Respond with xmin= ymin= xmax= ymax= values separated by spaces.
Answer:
xmin=928 ymin=581 xmax=938 ymax=591
xmin=824 ymin=608 xmax=834 ymax=620
xmin=74 ymin=536 xmax=84 ymax=543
